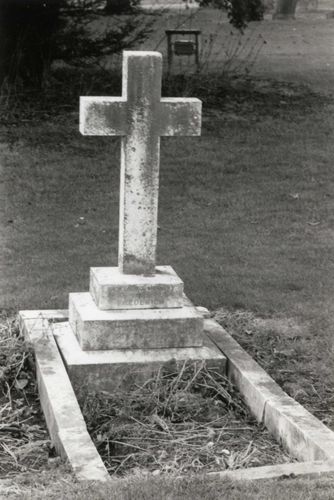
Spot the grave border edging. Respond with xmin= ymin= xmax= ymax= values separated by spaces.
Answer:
xmin=18 ymin=310 xmax=111 ymax=483
xmin=17 ymin=309 xmax=334 ymax=484
xmin=206 ymin=459 xmax=334 ymax=481
xmin=204 ymin=316 xmax=334 ymax=463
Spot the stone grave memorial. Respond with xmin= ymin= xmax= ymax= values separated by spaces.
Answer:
xmin=18 ymin=50 xmax=334 ymax=481
xmin=50 ymin=51 xmax=225 ymax=394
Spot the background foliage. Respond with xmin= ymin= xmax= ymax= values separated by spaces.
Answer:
xmin=199 ymin=0 xmax=264 ymax=29
xmin=0 ymin=0 xmax=264 ymax=87
xmin=0 ymin=0 xmax=150 ymax=86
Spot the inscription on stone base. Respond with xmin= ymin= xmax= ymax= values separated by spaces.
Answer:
xmin=90 ymin=265 xmax=184 ymax=310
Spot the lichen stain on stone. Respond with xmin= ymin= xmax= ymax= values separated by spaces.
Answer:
xmin=36 ymin=342 xmax=58 ymax=363
xmin=83 ymin=100 xmax=127 ymax=136
xmin=40 ymin=365 xmax=57 ymax=376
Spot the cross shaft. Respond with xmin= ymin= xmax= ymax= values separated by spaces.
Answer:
xmin=80 ymin=51 xmax=201 ymax=275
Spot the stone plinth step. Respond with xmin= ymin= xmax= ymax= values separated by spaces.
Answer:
xmin=53 ymin=320 xmax=226 ymax=396
xmin=69 ymin=292 xmax=203 ymax=351
xmin=90 ymin=265 xmax=184 ymax=310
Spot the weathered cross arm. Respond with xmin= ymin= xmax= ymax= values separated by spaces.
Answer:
xmin=159 ymin=98 xmax=202 ymax=136
xmin=80 ymin=97 xmax=127 ymax=136
xmin=79 ymin=97 xmax=202 ymax=138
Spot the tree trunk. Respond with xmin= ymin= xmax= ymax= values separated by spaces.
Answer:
xmin=273 ymin=0 xmax=298 ymax=18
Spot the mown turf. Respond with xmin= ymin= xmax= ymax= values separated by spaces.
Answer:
xmin=2 ymin=470 xmax=334 ymax=499
xmin=1 ymin=80 xmax=333 ymax=321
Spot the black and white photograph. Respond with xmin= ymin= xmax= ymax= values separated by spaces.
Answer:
xmin=0 ymin=0 xmax=333 ymax=497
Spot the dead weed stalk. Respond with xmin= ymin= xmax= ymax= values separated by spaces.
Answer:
xmin=0 ymin=313 xmax=50 ymax=477
xmin=82 ymin=361 xmax=291 ymax=476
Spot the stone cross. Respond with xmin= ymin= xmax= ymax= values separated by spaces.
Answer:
xmin=80 ymin=51 xmax=202 ymax=276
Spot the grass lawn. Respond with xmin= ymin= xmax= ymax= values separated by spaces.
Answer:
xmin=2 ymin=470 xmax=334 ymax=499
xmin=2 ymin=82 xmax=333 ymax=319
xmin=1 ymin=5 xmax=334 ymax=497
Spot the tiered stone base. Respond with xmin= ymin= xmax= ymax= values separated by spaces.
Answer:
xmin=90 ymin=266 xmax=184 ymax=310
xmin=69 ymin=265 xmax=205 ymax=350
xmin=69 ymin=292 xmax=204 ymax=350
xmin=54 ymin=319 xmax=226 ymax=396
xmin=63 ymin=265 xmax=226 ymax=394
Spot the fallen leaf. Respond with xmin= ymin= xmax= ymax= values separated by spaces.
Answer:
xmin=15 ymin=379 xmax=28 ymax=390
